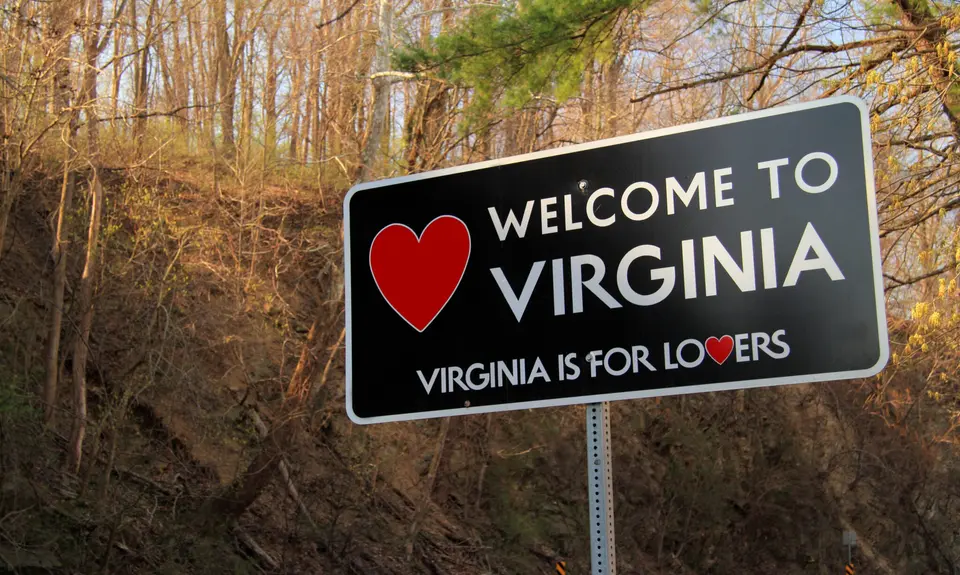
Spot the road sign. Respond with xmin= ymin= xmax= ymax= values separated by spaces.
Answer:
xmin=344 ymin=96 xmax=888 ymax=424
xmin=556 ymin=560 xmax=567 ymax=574
xmin=846 ymin=564 xmax=855 ymax=575
xmin=843 ymin=530 xmax=857 ymax=546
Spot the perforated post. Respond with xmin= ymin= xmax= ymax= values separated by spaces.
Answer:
xmin=587 ymin=402 xmax=616 ymax=574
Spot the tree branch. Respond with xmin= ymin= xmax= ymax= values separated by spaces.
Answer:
xmin=884 ymin=264 xmax=955 ymax=291
xmin=316 ymin=0 xmax=361 ymax=29
xmin=746 ymin=0 xmax=815 ymax=103
xmin=631 ymin=36 xmax=904 ymax=104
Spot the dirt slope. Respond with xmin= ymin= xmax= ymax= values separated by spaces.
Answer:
xmin=0 ymin=168 xmax=956 ymax=574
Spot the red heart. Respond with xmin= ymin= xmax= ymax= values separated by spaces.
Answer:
xmin=705 ymin=335 xmax=734 ymax=365
xmin=369 ymin=216 xmax=470 ymax=332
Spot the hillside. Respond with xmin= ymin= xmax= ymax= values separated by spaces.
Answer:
xmin=0 ymin=165 xmax=957 ymax=574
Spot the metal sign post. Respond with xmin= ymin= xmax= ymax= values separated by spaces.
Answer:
xmin=587 ymin=402 xmax=616 ymax=574
xmin=843 ymin=531 xmax=856 ymax=573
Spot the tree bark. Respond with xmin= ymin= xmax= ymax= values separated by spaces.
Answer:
xmin=213 ymin=0 xmax=235 ymax=152
xmin=603 ymin=53 xmax=623 ymax=137
xmin=288 ymin=18 xmax=302 ymax=162
xmin=263 ymin=23 xmax=279 ymax=160
xmin=42 ymin=0 xmax=78 ymax=425
xmin=239 ymin=39 xmax=254 ymax=163
xmin=110 ymin=0 xmax=125 ymax=122
xmin=0 ymin=168 xmax=23 ymax=265
xmin=0 ymin=10 xmax=26 ymax=263
xmin=308 ymin=23 xmax=322 ymax=164
xmin=359 ymin=0 xmax=392 ymax=181
xmin=169 ymin=5 xmax=189 ymax=131
xmin=133 ymin=0 xmax=159 ymax=159
xmin=43 ymin=142 xmax=76 ymax=425
xmin=192 ymin=5 xmax=215 ymax=146
xmin=69 ymin=0 xmax=105 ymax=473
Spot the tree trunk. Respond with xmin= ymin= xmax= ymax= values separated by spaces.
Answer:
xmin=133 ymin=0 xmax=159 ymax=159
xmin=0 ymin=168 xmax=23 ymax=265
xmin=302 ymin=36 xmax=317 ymax=163
xmin=213 ymin=0 xmax=235 ymax=152
xmin=308 ymin=23 xmax=322 ymax=164
xmin=191 ymin=6 xmax=214 ymax=146
xmin=169 ymin=6 xmax=189 ymax=132
xmin=402 ymin=2 xmax=434 ymax=174
xmin=263 ymin=25 xmax=278 ymax=160
xmin=603 ymin=53 xmax=623 ymax=137
xmin=42 ymin=0 xmax=78 ymax=425
xmin=0 ymin=7 xmax=25 ymax=262
xmin=239 ymin=40 xmax=254 ymax=164
xmin=49 ymin=3 xmax=75 ymax=115
xmin=69 ymin=0 xmax=105 ymax=473
xmin=288 ymin=41 xmax=302 ymax=161
xmin=110 ymin=0 xmax=125 ymax=122
xmin=359 ymin=0 xmax=392 ymax=181
xmin=43 ymin=142 xmax=76 ymax=425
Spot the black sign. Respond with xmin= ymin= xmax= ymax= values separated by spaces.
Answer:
xmin=343 ymin=97 xmax=888 ymax=424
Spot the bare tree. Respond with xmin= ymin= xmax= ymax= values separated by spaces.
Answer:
xmin=132 ymin=0 xmax=160 ymax=158
xmin=69 ymin=0 xmax=107 ymax=473
xmin=42 ymin=0 xmax=79 ymax=425
xmin=212 ymin=0 xmax=235 ymax=152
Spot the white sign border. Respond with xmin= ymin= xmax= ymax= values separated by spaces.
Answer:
xmin=342 ymin=95 xmax=890 ymax=425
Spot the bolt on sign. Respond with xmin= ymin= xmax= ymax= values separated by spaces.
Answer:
xmin=343 ymin=97 xmax=889 ymax=424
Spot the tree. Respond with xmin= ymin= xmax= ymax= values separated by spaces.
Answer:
xmin=132 ymin=0 xmax=160 ymax=159
xmin=360 ymin=0 xmax=394 ymax=181
xmin=42 ymin=0 xmax=79 ymax=425
xmin=69 ymin=0 xmax=107 ymax=473
xmin=394 ymin=0 xmax=639 ymax=126
xmin=212 ymin=0 xmax=236 ymax=152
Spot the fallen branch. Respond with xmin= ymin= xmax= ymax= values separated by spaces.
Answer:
xmin=111 ymin=467 xmax=177 ymax=497
xmin=248 ymin=409 xmax=319 ymax=532
xmin=234 ymin=527 xmax=279 ymax=571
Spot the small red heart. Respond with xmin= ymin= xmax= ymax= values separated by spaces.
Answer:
xmin=705 ymin=335 xmax=734 ymax=365
xmin=369 ymin=216 xmax=470 ymax=332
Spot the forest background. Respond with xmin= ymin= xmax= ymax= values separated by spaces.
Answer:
xmin=1 ymin=0 xmax=959 ymax=573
